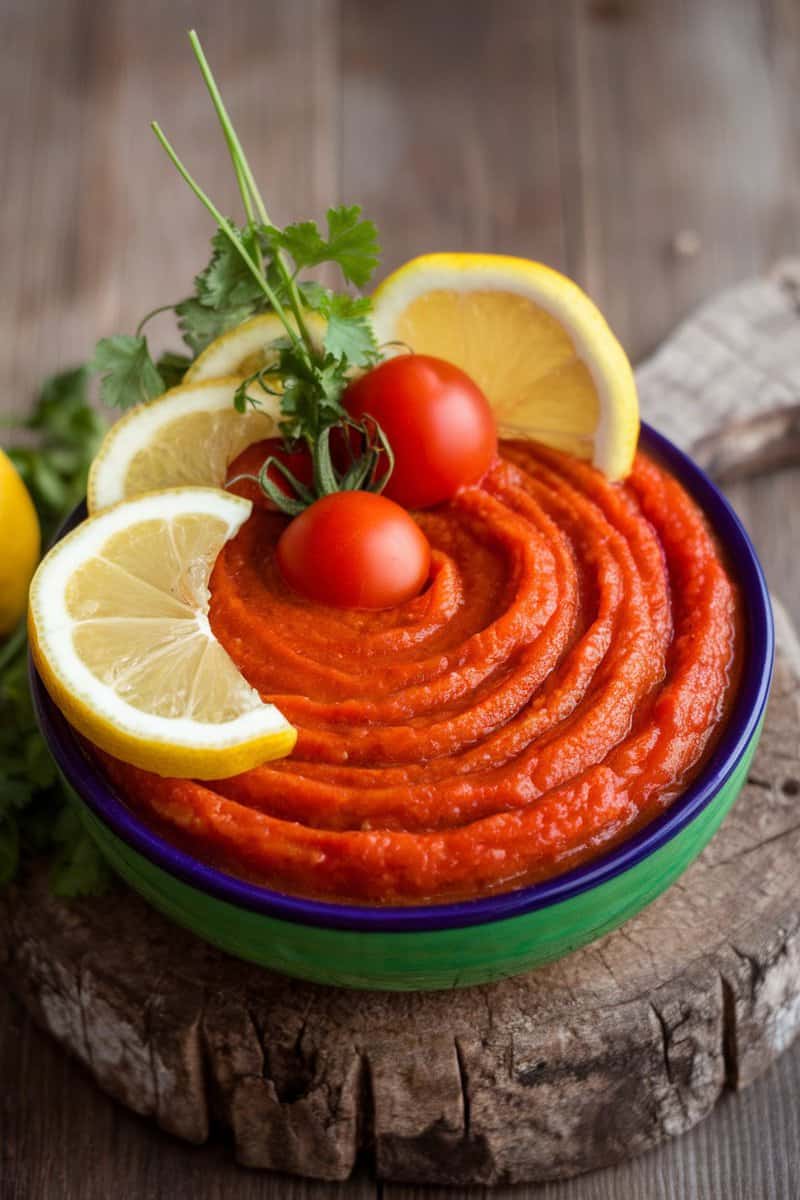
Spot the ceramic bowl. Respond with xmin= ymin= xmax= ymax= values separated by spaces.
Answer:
xmin=30 ymin=424 xmax=774 ymax=991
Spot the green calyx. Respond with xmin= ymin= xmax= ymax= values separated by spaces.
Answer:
xmin=228 ymin=414 xmax=395 ymax=518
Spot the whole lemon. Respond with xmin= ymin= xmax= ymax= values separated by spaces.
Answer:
xmin=0 ymin=447 xmax=41 ymax=635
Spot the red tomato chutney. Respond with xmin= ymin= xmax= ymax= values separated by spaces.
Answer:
xmin=100 ymin=440 xmax=741 ymax=905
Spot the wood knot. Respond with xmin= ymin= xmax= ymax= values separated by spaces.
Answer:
xmin=670 ymin=230 xmax=703 ymax=260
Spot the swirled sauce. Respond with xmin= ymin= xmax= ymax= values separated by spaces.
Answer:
xmin=100 ymin=440 xmax=740 ymax=904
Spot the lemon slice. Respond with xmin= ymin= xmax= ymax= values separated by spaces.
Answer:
xmin=0 ymin=448 xmax=41 ymax=634
xmin=88 ymin=379 xmax=280 ymax=513
xmin=371 ymin=253 xmax=639 ymax=480
xmin=29 ymin=488 xmax=296 ymax=779
xmin=184 ymin=310 xmax=326 ymax=384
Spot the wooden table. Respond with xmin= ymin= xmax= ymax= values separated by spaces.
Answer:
xmin=2 ymin=1 xmax=799 ymax=1196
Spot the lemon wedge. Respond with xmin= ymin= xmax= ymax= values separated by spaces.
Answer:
xmin=370 ymin=253 xmax=639 ymax=480
xmin=29 ymin=488 xmax=296 ymax=779
xmin=87 ymin=379 xmax=280 ymax=513
xmin=184 ymin=310 xmax=326 ymax=384
xmin=0 ymin=448 xmax=41 ymax=634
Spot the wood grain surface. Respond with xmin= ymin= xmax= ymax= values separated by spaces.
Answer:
xmin=2 ymin=0 xmax=800 ymax=1197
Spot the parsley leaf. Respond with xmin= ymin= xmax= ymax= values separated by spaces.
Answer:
xmin=296 ymin=280 xmax=332 ymax=309
xmin=91 ymin=335 xmax=165 ymax=410
xmin=273 ymin=205 xmax=380 ymax=287
xmin=194 ymin=225 xmax=266 ymax=311
xmin=324 ymin=205 xmax=380 ymax=287
xmin=176 ymin=295 xmax=260 ymax=356
xmin=319 ymin=294 xmax=379 ymax=367
xmin=274 ymin=220 xmax=326 ymax=269
xmin=173 ymin=225 xmax=274 ymax=357
xmin=274 ymin=345 xmax=338 ymax=441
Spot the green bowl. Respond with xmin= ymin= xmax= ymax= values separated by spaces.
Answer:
xmin=30 ymin=424 xmax=774 ymax=991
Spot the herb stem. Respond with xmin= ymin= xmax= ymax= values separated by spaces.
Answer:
xmin=187 ymin=30 xmax=259 ymax=227
xmin=187 ymin=30 xmax=315 ymax=356
xmin=282 ymin=269 xmax=315 ymax=352
xmin=135 ymin=302 xmax=181 ymax=337
xmin=233 ymin=161 xmax=256 ymax=227
xmin=151 ymin=121 xmax=304 ymax=355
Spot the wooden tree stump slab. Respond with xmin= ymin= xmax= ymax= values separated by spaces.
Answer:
xmin=3 ymin=266 xmax=800 ymax=1186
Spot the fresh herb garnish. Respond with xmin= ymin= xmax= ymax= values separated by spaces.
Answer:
xmin=90 ymin=335 xmax=165 ymax=410
xmin=87 ymin=30 xmax=387 ymax=513
xmin=149 ymin=32 xmax=388 ymax=513
xmin=270 ymin=206 xmax=380 ymax=288
xmin=1 ymin=369 xmax=111 ymax=895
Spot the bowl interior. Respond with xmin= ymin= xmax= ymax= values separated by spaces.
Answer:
xmin=31 ymin=422 xmax=774 ymax=932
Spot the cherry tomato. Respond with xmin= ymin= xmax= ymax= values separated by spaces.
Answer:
xmin=345 ymin=354 xmax=497 ymax=509
xmin=276 ymin=491 xmax=431 ymax=609
xmin=226 ymin=438 xmax=313 ymax=512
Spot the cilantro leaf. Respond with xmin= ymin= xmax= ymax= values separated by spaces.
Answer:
xmin=273 ymin=205 xmax=380 ymax=288
xmin=315 ymin=355 xmax=351 ymax=415
xmin=268 ymin=343 xmax=349 ymax=443
xmin=319 ymin=294 xmax=379 ymax=367
xmin=194 ymin=226 xmax=266 ymax=311
xmin=91 ymin=335 xmax=165 ymax=410
xmin=175 ymin=296 xmax=259 ymax=356
xmin=324 ymin=206 xmax=380 ymax=287
xmin=275 ymin=220 xmax=327 ymax=269
xmin=296 ymin=280 xmax=332 ymax=310
xmin=174 ymin=225 xmax=271 ymax=357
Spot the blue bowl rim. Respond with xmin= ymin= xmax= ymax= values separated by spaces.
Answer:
xmin=30 ymin=422 xmax=775 ymax=933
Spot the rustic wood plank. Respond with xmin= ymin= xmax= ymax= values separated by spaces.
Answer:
xmin=341 ymin=0 xmax=569 ymax=280
xmin=564 ymin=0 xmax=800 ymax=360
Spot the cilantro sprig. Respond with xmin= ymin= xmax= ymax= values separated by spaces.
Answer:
xmin=90 ymin=31 xmax=387 ymax=515
xmin=1 ymin=369 xmax=111 ymax=896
